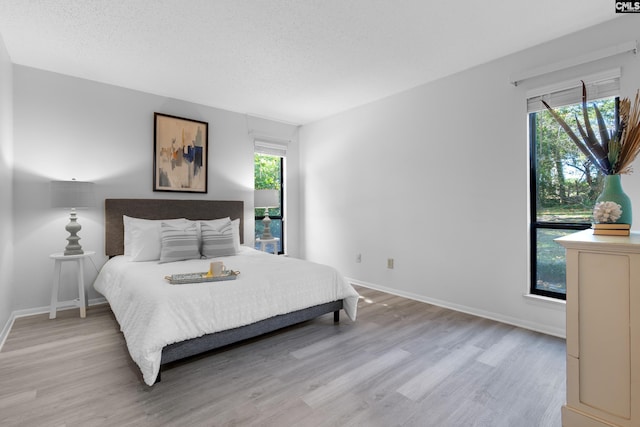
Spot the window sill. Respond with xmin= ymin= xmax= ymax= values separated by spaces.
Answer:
xmin=523 ymin=293 xmax=566 ymax=307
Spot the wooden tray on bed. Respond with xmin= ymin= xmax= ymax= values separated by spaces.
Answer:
xmin=164 ymin=271 xmax=239 ymax=285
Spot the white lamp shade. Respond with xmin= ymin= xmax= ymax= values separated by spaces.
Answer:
xmin=254 ymin=189 xmax=279 ymax=208
xmin=51 ymin=180 xmax=95 ymax=208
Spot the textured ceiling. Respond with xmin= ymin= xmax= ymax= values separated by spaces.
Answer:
xmin=0 ymin=0 xmax=619 ymax=124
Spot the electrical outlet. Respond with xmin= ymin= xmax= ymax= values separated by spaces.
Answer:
xmin=356 ymin=253 xmax=362 ymax=263
xmin=387 ymin=258 xmax=394 ymax=269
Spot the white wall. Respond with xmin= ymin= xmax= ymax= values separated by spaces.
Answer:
xmin=0 ymin=32 xmax=14 ymax=337
xmin=299 ymin=16 xmax=640 ymax=337
xmin=5 ymin=15 xmax=639 ymax=337
xmin=10 ymin=66 xmax=299 ymax=312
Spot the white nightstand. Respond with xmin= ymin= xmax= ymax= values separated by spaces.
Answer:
xmin=256 ymin=238 xmax=280 ymax=255
xmin=49 ymin=251 xmax=95 ymax=319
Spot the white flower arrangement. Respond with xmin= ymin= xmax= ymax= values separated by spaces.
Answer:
xmin=593 ymin=201 xmax=623 ymax=223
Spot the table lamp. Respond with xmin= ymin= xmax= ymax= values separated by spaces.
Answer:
xmin=51 ymin=179 xmax=95 ymax=255
xmin=254 ymin=189 xmax=279 ymax=240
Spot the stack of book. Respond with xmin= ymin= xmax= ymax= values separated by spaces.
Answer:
xmin=592 ymin=223 xmax=631 ymax=236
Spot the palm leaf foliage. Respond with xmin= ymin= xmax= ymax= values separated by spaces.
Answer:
xmin=542 ymin=81 xmax=640 ymax=175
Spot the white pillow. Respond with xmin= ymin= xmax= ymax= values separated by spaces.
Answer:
xmin=159 ymin=223 xmax=201 ymax=263
xmin=230 ymin=218 xmax=241 ymax=252
xmin=201 ymin=220 xmax=236 ymax=258
xmin=123 ymin=216 xmax=188 ymax=261
xmin=129 ymin=225 xmax=162 ymax=262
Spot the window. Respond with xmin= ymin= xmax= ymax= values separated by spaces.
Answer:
xmin=528 ymin=75 xmax=619 ymax=299
xmin=254 ymin=152 xmax=284 ymax=254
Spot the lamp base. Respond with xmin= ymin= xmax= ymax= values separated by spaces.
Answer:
xmin=64 ymin=247 xmax=84 ymax=256
xmin=260 ymin=215 xmax=274 ymax=240
xmin=64 ymin=210 xmax=84 ymax=256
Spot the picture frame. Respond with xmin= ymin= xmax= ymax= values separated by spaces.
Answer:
xmin=153 ymin=113 xmax=208 ymax=193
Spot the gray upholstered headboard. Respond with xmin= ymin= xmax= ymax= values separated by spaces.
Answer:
xmin=105 ymin=199 xmax=244 ymax=257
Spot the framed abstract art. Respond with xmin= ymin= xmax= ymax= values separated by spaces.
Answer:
xmin=153 ymin=113 xmax=208 ymax=193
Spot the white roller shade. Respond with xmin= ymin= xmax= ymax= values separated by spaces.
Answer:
xmin=527 ymin=69 xmax=620 ymax=113
xmin=254 ymin=139 xmax=288 ymax=157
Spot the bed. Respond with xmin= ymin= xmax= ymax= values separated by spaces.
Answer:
xmin=93 ymin=199 xmax=359 ymax=386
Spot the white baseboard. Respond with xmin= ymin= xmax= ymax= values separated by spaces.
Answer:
xmin=346 ymin=277 xmax=566 ymax=339
xmin=0 ymin=314 xmax=15 ymax=352
xmin=0 ymin=297 xmax=107 ymax=351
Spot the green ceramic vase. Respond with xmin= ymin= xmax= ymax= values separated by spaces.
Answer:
xmin=595 ymin=174 xmax=632 ymax=225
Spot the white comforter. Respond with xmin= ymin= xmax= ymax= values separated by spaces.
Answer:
xmin=93 ymin=247 xmax=359 ymax=385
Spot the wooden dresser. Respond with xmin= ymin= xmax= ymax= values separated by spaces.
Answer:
xmin=556 ymin=230 xmax=639 ymax=427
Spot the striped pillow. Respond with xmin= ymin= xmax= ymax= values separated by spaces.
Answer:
xmin=159 ymin=223 xmax=201 ymax=263
xmin=201 ymin=220 xmax=236 ymax=258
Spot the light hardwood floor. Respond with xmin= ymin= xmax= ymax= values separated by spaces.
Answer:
xmin=0 ymin=286 xmax=566 ymax=426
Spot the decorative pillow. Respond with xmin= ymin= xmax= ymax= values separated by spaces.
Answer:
xmin=190 ymin=217 xmax=230 ymax=250
xmin=159 ymin=223 xmax=201 ymax=263
xmin=200 ymin=217 xmax=241 ymax=252
xmin=199 ymin=217 xmax=231 ymax=228
xmin=123 ymin=216 xmax=188 ymax=259
xmin=201 ymin=220 xmax=237 ymax=258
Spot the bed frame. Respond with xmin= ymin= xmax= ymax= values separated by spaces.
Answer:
xmin=104 ymin=198 xmax=343 ymax=383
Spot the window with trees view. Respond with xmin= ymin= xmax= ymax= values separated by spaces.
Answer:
xmin=254 ymin=153 xmax=284 ymax=254
xmin=530 ymin=95 xmax=618 ymax=299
